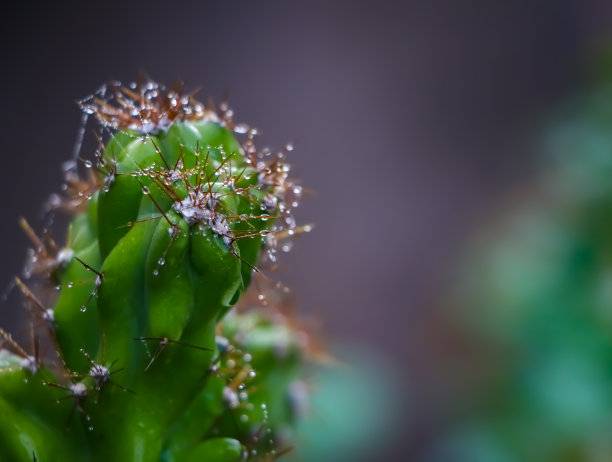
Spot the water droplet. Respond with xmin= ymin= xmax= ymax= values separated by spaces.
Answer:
xmin=88 ymin=426 xmax=94 ymax=432
xmin=243 ymin=353 xmax=252 ymax=363
xmin=248 ymin=370 xmax=256 ymax=378
xmin=67 ymin=282 xmax=74 ymax=288
xmin=261 ymin=403 xmax=267 ymax=410
xmin=257 ymin=294 xmax=266 ymax=301
xmin=80 ymin=306 xmax=87 ymax=312
xmin=239 ymin=414 xmax=248 ymax=423
xmin=157 ymin=257 xmax=165 ymax=266
xmin=234 ymin=124 xmax=249 ymax=134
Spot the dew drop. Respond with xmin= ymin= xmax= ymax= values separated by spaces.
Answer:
xmin=80 ymin=306 xmax=87 ymax=312
xmin=239 ymin=414 xmax=249 ymax=423
xmin=234 ymin=124 xmax=249 ymax=134
xmin=153 ymin=269 xmax=159 ymax=276
xmin=248 ymin=370 xmax=256 ymax=378
xmin=157 ymin=257 xmax=165 ymax=266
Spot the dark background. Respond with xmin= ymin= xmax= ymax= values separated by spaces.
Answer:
xmin=1 ymin=1 xmax=612 ymax=459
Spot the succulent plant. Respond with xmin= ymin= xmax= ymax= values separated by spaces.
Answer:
xmin=0 ymin=80 xmax=313 ymax=462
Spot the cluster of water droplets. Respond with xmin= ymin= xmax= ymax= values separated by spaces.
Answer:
xmin=211 ymin=334 xmax=279 ymax=460
xmin=78 ymin=80 xmax=218 ymax=135
xmin=236 ymin=138 xmax=305 ymax=267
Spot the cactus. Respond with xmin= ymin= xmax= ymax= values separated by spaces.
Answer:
xmin=0 ymin=80 xmax=312 ymax=461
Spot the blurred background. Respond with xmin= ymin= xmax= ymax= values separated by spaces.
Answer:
xmin=3 ymin=1 xmax=612 ymax=460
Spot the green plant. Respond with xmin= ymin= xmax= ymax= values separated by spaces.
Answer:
xmin=431 ymin=84 xmax=612 ymax=462
xmin=0 ymin=80 xmax=311 ymax=462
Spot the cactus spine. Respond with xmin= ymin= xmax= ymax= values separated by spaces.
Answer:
xmin=0 ymin=80 xmax=310 ymax=461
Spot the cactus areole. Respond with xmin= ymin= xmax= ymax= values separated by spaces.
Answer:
xmin=0 ymin=80 xmax=310 ymax=461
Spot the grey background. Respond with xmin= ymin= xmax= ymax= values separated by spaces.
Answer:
xmin=1 ymin=1 xmax=612 ymax=459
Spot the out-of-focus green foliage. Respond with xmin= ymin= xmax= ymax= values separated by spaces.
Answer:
xmin=430 ymin=84 xmax=612 ymax=461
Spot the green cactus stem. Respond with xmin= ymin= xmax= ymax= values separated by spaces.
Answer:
xmin=0 ymin=80 xmax=312 ymax=462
